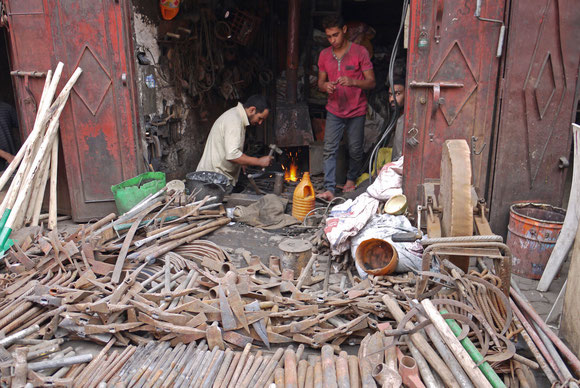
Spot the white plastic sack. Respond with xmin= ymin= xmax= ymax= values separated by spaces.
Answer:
xmin=351 ymin=214 xmax=423 ymax=277
xmin=324 ymin=193 xmax=379 ymax=255
xmin=324 ymin=157 xmax=404 ymax=255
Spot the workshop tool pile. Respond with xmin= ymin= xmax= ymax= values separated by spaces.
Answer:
xmin=0 ymin=153 xmax=578 ymax=386
xmin=0 ymin=211 xmax=571 ymax=388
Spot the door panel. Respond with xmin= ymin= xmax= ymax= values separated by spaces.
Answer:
xmin=489 ymin=0 xmax=580 ymax=234
xmin=4 ymin=1 xmax=53 ymax=137
xmin=403 ymin=0 xmax=506 ymax=216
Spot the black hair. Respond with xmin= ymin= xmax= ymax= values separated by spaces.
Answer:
xmin=392 ymin=76 xmax=406 ymax=87
xmin=322 ymin=14 xmax=345 ymax=30
xmin=243 ymin=95 xmax=270 ymax=113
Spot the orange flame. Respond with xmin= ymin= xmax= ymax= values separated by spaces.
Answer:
xmin=281 ymin=152 xmax=299 ymax=182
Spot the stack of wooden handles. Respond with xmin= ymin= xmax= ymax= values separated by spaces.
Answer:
xmin=0 ymin=63 xmax=81 ymax=232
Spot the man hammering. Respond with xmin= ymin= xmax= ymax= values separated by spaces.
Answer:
xmin=196 ymin=95 xmax=273 ymax=185
xmin=316 ymin=15 xmax=376 ymax=201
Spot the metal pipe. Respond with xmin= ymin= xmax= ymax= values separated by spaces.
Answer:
xmin=420 ymin=299 xmax=492 ymax=388
xmin=321 ymin=345 xmax=338 ymax=388
xmin=228 ymin=343 xmax=252 ymax=387
xmin=407 ymin=341 xmax=441 ymax=388
xmin=347 ymin=355 xmax=360 ymax=388
xmin=513 ymin=315 xmax=557 ymax=384
xmin=212 ymin=348 xmax=233 ymax=388
xmin=28 ymin=354 xmax=93 ymax=371
xmin=152 ymin=343 xmax=187 ymax=388
xmin=532 ymin=320 xmax=577 ymax=387
xmin=510 ymin=300 xmax=564 ymax=383
xmin=201 ymin=349 xmax=225 ymax=388
xmin=383 ymin=294 xmax=459 ymax=388
xmin=256 ymin=348 xmax=285 ymax=386
xmin=192 ymin=347 xmax=219 ymax=387
xmin=241 ymin=355 xmax=265 ymax=388
xmin=235 ymin=354 xmax=256 ymax=388
xmin=250 ymin=355 xmax=271 ymax=387
xmin=161 ymin=342 xmax=198 ymax=388
xmin=285 ymin=348 xmax=299 ymax=388
xmin=122 ymin=342 xmax=165 ymax=385
xmin=0 ymin=324 xmax=40 ymax=347
xmin=276 ymin=367 xmax=286 ymax=388
xmin=510 ymin=287 xmax=580 ymax=377
xmin=415 ymin=314 xmax=474 ymax=388
xmin=175 ymin=346 xmax=205 ymax=388
xmin=335 ymin=354 xmax=350 ymax=388
xmin=218 ymin=350 xmax=241 ymax=388
xmin=314 ymin=361 xmax=323 ymax=388
xmin=298 ymin=359 xmax=309 ymax=388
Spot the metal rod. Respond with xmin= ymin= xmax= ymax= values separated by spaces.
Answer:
xmin=510 ymin=287 xmax=580 ymax=377
xmin=28 ymin=354 xmax=93 ymax=371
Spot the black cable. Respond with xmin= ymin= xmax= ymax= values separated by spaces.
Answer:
xmin=368 ymin=0 xmax=408 ymax=183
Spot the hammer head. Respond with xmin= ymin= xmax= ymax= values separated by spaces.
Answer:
xmin=269 ymin=144 xmax=283 ymax=155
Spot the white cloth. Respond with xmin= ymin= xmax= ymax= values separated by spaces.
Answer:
xmin=324 ymin=157 xmax=404 ymax=255
xmin=196 ymin=103 xmax=249 ymax=184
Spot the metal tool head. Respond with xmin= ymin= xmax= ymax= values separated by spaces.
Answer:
xmin=269 ymin=144 xmax=283 ymax=155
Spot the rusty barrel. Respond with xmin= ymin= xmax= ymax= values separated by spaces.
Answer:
xmin=507 ymin=203 xmax=565 ymax=279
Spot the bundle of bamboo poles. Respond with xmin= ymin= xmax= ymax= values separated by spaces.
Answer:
xmin=0 ymin=62 xmax=82 ymax=243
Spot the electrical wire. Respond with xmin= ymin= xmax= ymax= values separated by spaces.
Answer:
xmin=368 ymin=0 xmax=409 ymax=183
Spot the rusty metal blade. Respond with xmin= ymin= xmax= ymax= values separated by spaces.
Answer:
xmin=218 ymin=285 xmax=237 ymax=331
xmin=244 ymin=301 xmax=270 ymax=349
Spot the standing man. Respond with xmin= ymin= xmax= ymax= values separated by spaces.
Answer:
xmin=196 ymin=95 xmax=273 ymax=185
xmin=317 ymin=15 xmax=376 ymax=201
xmin=389 ymin=76 xmax=406 ymax=161
xmin=0 ymin=102 xmax=18 ymax=171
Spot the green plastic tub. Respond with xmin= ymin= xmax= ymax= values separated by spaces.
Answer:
xmin=111 ymin=172 xmax=166 ymax=215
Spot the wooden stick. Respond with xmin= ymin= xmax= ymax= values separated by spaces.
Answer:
xmin=0 ymin=63 xmax=63 ymax=213
xmin=48 ymin=135 xmax=59 ymax=230
xmin=27 ymin=147 xmax=52 ymax=227
xmin=0 ymin=67 xmax=56 ymax=194
xmin=3 ymin=67 xmax=82 ymax=234
xmin=421 ymin=299 xmax=492 ymax=388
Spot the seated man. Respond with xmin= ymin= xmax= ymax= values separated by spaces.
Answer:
xmin=196 ymin=95 xmax=273 ymax=185
xmin=389 ymin=76 xmax=405 ymax=161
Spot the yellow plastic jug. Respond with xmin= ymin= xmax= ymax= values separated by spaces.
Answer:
xmin=292 ymin=172 xmax=315 ymax=221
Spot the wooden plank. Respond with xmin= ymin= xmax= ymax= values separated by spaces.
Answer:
xmin=561 ymin=226 xmax=580 ymax=356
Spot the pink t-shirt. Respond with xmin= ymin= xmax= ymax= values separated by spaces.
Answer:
xmin=318 ymin=42 xmax=373 ymax=118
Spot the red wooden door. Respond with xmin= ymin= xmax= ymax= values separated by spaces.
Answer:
xmin=5 ymin=0 xmax=140 ymax=221
xmin=403 ymin=0 xmax=506 ymax=216
xmin=4 ymin=0 xmax=53 ymax=137
xmin=489 ymin=0 xmax=580 ymax=234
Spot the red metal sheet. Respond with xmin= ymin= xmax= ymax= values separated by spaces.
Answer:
xmin=403 ymin=0 xmax=506 ymax=218
xmin=489 ymin=0 xmax=580 ymax=235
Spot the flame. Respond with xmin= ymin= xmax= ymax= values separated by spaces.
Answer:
xmin=282 ymin=152 xmax=299 ymax=182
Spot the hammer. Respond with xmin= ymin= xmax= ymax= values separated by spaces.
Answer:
xmin=247 ymin=144 xmax=283 ymax=179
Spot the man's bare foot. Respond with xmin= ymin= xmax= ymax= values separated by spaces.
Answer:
xmin=316 ymin=190 xmax=335 ymax=201
xmin=342 ymin=180 xmax=356 ymax=193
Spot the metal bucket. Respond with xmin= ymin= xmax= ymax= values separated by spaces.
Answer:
xmin=507 ymin=203 xmax=565 ymax=279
